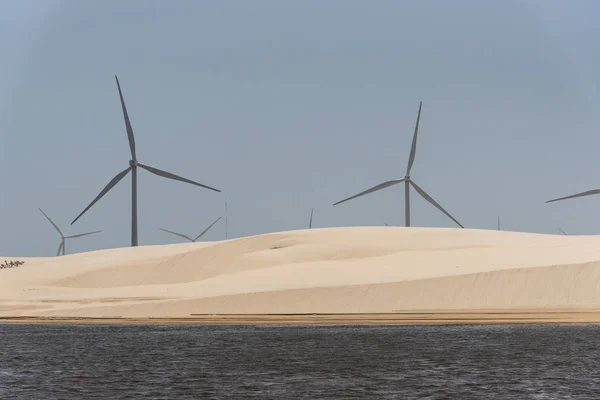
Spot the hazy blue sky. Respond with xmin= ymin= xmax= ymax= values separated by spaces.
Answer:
xmin=1 ymin=0 xmax=599 ymax=256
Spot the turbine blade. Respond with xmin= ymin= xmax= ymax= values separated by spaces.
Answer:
xmin=138 ymin=163 xmax=221 ymax=192
xmin=409 ymin=180 xmax=464 ymax=228
xmin=559 ymin=228 xmax=567 ymax=235
xmin=159 ymin=228 xmax=194 ymax=242
xmin=545 ymin=189 xmax=600 ymax=203
xmin=333 ymin=179 xmax=405 ymax=206
xmin=65 ymin=230 xmax=102 ymax=239
xmin=39 ymin=208 xmax=63 ymax=236
xmin=309 ymin=208 xmax=314 ymax=229
xmin=193 ymin=216 xmax=222 ymax=241
xmin=115 ymin=75 xmax=137 ymax=161
xmin=384 ymin=223 xmax=389 ymax=226
xmin=71 ymin=167 xmax=132 ymax=225
xmin=406 ymin=101 xmax=422 ymax=176
xmin=56 ymin=241 xmax=63 ymax=257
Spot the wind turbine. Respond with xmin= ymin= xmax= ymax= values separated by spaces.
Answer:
xmin=333 ymin=102 xmax=463 ymax=228
xmin=497 ymin=215 xmax=500 ymax=231
xmin=225 ymin=199 xmax=228 ymax=240
xmin=160 ymin=216 xmax=222 ymax=243
xmin=309 ymin=208 xmax=314 ymax=229
xmin=71 ymin=76 xmax=221 ymax=246
xmin=39 ymin=208 xmax=101 ymax=256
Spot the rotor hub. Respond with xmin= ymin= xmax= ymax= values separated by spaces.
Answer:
xmin=129 ymin=159 xmax=138 ymax=167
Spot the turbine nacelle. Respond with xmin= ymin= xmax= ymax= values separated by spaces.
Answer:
xmin=129 ymin=159 xmax=138 ymax=167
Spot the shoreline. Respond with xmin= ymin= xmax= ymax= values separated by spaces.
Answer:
xmin=3 ymin=311 xmax=600 ymax=325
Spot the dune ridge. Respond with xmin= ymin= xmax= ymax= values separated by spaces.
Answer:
xmin=1 ymin=227 xmax=600 ymax=322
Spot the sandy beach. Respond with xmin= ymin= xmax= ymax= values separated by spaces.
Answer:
xmin=2 ymin=227 xmax=600 ymax=324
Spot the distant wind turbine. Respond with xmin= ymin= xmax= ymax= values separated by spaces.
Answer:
xmin=559 ymin=228 xmax=568 ymax=235
xmin=71 ymin=76 xmax=221 ymax=246
xmin=333 ymin=102 xmax=463 ymax=228
xmin=225 ymin=199 xmax=228 ymax=239
xmin=497 ymin=215 xmax=500 ymax=231
xmin=160 ymin=217 xmax=222 ymax=243
xmin=39 ymin=208 xmax=101 ymax=256
xmin=309 ymin=208 xmax=314 ymax=229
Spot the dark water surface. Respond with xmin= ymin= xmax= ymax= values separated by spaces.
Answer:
xmin=1 ymin=323 xmax=599 ymax=399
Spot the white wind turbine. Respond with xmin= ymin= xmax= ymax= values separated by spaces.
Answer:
xmin=71 ymin=75 xmax=221 ymax=247
xmin=333 ymin=102 xmax=463 ymax=228
xmin=160 ymin=217 xmax=222 ymax=243
xmin=39 ymin=208 xmax=101 ymax=256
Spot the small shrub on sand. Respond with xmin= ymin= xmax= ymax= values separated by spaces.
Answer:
xmin=0 ymin=260 xmax=25 ymax=270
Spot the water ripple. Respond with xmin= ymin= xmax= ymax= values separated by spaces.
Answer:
xmin=0 ymin=323 xmax=599 ymax=399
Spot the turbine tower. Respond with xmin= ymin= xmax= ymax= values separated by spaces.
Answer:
xmin=71 ymin=76 xmax=221 ymax=246
xmin=497 ymin=215 xmax=500 ymax=231
xmin=39 ymin=208 xmax=101 ymax=256
xmin=309 ymin=208 xmax=314 ymax=229
xmin=333 ymin=102 xmax=463 ymax=228
xmin=225 ymin=199 xmax=228 ymax=240
xmin=160 ymin=216 xmax=222 ymax=243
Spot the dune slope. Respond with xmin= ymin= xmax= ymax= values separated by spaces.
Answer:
xmin=1 ymin=227 xmax=600 ymax=319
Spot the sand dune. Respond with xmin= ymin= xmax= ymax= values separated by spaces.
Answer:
xmin=2 ymin=227 xmax=600 ymax=321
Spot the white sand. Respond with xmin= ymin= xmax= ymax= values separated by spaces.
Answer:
xmin=2 ymin=227 xmax=600 ymax=319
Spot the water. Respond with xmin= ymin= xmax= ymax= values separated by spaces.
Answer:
xmin=1 ymin=323 xmax=599 ymax=399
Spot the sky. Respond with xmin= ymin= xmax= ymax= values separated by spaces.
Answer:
xmin=1 ymin=0 xmax=600 ymax=257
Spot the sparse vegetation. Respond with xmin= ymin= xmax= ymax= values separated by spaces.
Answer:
xmin=270 ymin=245 xmax=288 ymax=250
xmin=0 ymin=260 xmax=25 ymax=270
